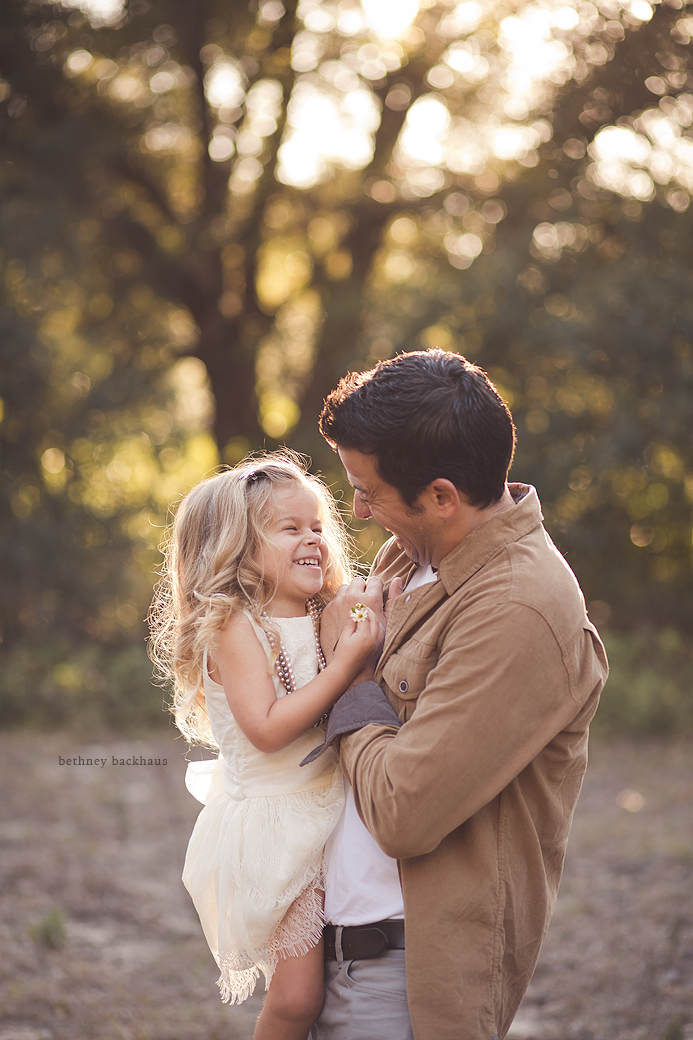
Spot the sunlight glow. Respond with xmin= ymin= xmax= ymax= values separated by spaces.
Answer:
xmin=209 ymin=130 xmax=236 ymax=162
xmin=500 ymin=9 xmax=574 ymax=98
xmin=616 ymin=789 xmax=645 ymax=812
xmin=384 ymin=250 xmax=416 ymax=282
xmin=259 ymin=0 xmax=286 ymax=26
xmin=630 ymin=1 xmax=654 ymax=22
xmin=491 ymin=125 xmax=537 ymax=161
xmin=109 ymin=75 xmax=144 ymax=103
xmin=273 ymin=0 xmax=686 ymax=212
xmin=280 ymin=0 xmax=614 ymax=202
xmin=291 ymin=30 xmax=325 ymax=72
xmin=144 ymin=123 xmax=193 ymax=153
xmin=592 ymin=126 xmax=651 ymax=165
xmin=66 ymin=50 xmax=93 ymax=74
xmin=361 ymin=0 xmax=420 ymax=39
xmin=149 ymin=71 xmax=175 ymax=94
xmin=445 ymin=119 xmax=486 ymax=175
xmin=205 ymin=62 xmax=245 ymax=110
xmin=585 ymin=99 xmax=693 ymax=207
xmin=62 ymin=0 xmax=124 ymax=26
xmin=438 ymin=2 xmax=484 ymax=38
xmin=445 ymin=42 xmax=490 ymax=82
xmin=220 ymin=78 xmax=284 ymax=167
xmin=444 ymin=231 xmax=484 ymax=269
xmin=531 ymin=221 xmax=589 ymax=262
xmin=277 ymin=81 xmax=380 ymax=188
xmin=399 ymin=96 xmax=451 ymax=166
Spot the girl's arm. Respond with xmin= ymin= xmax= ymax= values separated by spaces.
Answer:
xmin=210 ymin=611 xmax=380 ymax=753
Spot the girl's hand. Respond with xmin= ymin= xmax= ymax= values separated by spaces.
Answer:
xmin=320 ymin=576 xmax=385 ymax=663
xmin=332 ymin=607 xmax=381 ymax=675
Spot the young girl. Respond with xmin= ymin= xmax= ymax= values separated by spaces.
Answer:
xmin=150 ymin=453 xmax=378 ymax=1040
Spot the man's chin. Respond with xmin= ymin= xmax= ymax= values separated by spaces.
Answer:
xmin=395 ymin=539 xmax=419 ymax=564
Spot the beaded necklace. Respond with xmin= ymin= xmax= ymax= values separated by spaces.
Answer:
xmin=262 ymin=596 xmax=327 ymax=696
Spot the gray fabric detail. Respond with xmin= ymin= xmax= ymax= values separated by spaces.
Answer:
xmin=300 ymin=681 xmax=401 ymax=765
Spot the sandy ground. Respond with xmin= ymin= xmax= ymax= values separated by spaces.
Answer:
xmin=0 ymin=731 xmax=691 ymax=1040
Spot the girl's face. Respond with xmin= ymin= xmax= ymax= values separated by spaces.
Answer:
xmin=260 ymin=485 xmax=329 ymax=617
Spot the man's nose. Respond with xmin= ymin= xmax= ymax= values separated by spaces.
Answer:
xmin=353 ymin=492 xmax=372 ymax=520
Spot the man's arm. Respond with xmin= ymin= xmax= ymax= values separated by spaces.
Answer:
xmin=339 ymin=601 xmax=606 ymax=860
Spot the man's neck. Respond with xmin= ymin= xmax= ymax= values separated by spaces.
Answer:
xmin=429 ymin=486 xmax=516 ymax=568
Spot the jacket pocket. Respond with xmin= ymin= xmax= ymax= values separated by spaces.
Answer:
xmin=381 ymin=637 xmax=439 ymax=719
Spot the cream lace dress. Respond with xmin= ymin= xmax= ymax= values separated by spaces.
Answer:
xmin=182 ymin=613 xmax=344 ymax=1004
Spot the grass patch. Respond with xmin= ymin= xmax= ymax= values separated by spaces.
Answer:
xmin=662 ymin=1017 xmax=684 ymax=1040
xmin=30 ymin=906 xmax=67 ymax=950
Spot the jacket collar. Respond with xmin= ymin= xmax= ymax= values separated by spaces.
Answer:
xmin=438 ymin=483 xmax=543 ymax=596
xmin=376 ymin=485 xmax=544 ymax=669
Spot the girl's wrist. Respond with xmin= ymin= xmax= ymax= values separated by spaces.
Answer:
xmin=325 ymin=654 xmax=360 ymax=685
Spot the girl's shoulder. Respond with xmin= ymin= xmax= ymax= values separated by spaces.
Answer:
xmin=208 ymin=609 xmax=270 ymax=684
xmin=222 ymin=607 xmax=253 ymax=632
xmin=218 ymin=609 xmax=271 ymax=657
xmin=220 ymin=608 xmax=259 ymax=638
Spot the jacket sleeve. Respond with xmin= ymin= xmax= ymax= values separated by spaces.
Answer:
xmin=339 ymin=598 xmax=606 ymax=860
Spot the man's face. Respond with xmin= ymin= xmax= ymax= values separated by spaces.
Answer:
xmin=338 ymin=447 xmax=434 ymax=566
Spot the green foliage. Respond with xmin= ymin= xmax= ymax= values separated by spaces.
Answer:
xmin=30 ymin=906 xmax=67 ymax=951
xmin=0 ymin=634 xmax=168 ymax=733
xmin=593 ymin=629 xmax=693 ymax=736
xmin=0 ymin=0 xmax=219 ymax=658
xmin=430 ymin=192 xmax=693 ymax=629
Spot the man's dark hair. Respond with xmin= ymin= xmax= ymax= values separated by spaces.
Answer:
xmin=319 ymin=350 xmax=516 ymax=509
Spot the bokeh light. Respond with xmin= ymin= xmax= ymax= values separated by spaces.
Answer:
xmin=361 ymin=0 xmax=420 ymax=39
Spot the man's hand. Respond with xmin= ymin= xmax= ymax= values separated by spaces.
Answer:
xmin=320 ymin=575 xmax=385 ymax=666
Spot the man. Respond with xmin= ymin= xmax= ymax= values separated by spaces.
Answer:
xmin=308 ymin=349 xmax=608 ymax=1040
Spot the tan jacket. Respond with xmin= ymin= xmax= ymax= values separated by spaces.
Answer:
xmin=339 ymin=485 xmax=608 ymax=1040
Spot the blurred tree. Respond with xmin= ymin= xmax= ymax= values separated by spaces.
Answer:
xmin=0 ymin=0 xmax=219 ymax=724
xmin=1 ymin=0 xmax=693 ymax=712
xmin=362 ymin=0 xmax=693 ymax=629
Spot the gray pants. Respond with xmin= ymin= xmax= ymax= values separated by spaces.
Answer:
xmin=310 ymin=949 xmax=413 ymax=1040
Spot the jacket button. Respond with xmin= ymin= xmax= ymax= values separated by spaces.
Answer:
xmin=399 ymin=680 xmax=409 ymax=693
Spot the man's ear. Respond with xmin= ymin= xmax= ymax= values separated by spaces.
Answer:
xmin=424 ymin=479 xmax=462 ymax=519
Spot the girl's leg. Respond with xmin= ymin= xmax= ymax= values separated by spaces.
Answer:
xmin=253 ymin=939 xmax=325 ymax=1040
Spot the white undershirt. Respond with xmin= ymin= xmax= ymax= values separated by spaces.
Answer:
xmin=323 ymin=565 xmax=437 ymax=926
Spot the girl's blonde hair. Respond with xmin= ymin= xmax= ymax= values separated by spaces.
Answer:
xmin=149 ymin=451 xmax=354 ymax=747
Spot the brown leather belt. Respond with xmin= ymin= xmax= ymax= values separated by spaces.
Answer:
xmin=323 ymin=919 xmax=405 ymax=961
